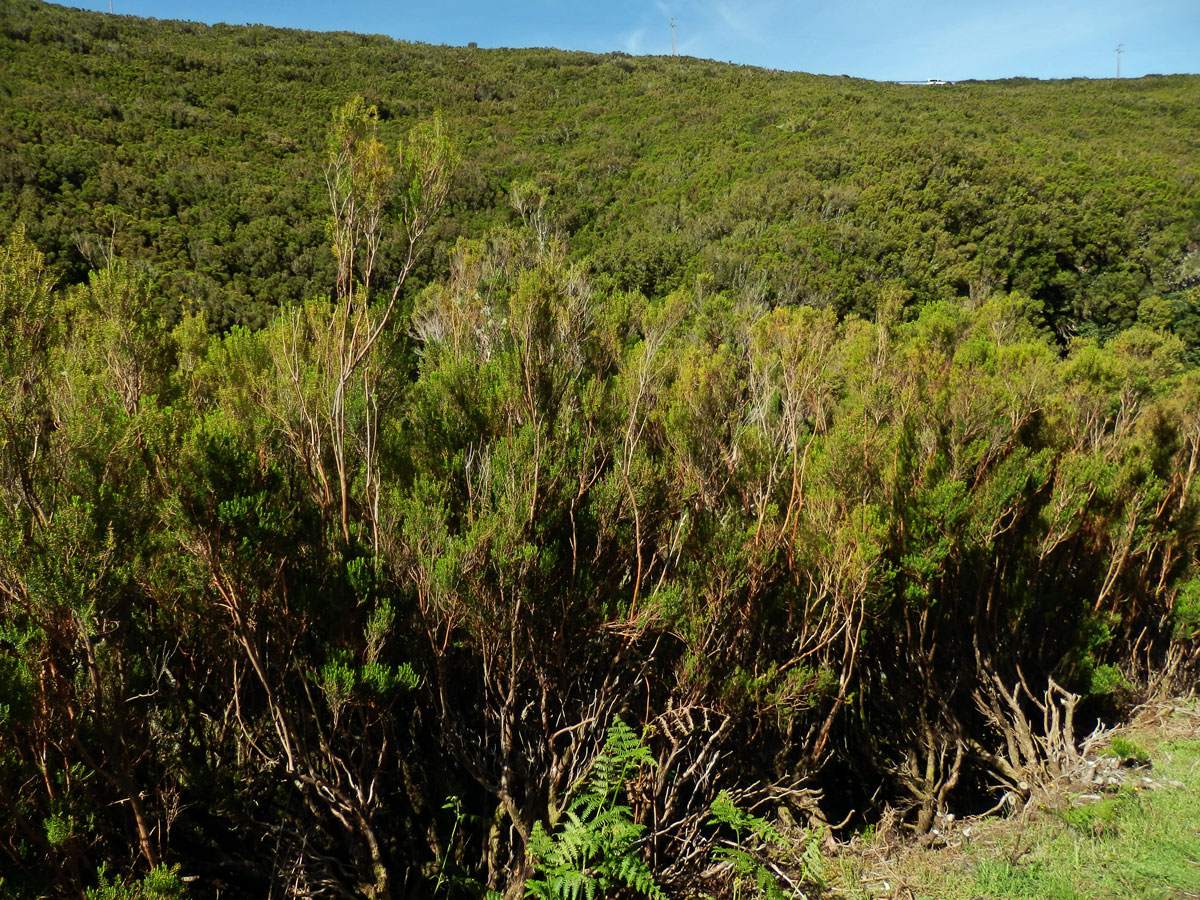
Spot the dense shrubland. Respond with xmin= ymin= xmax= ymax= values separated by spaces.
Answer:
xmin=2 ymin=3 xmax=1200 ymax=899
xmin=3 ymin=152 xmax=1198 ymax=896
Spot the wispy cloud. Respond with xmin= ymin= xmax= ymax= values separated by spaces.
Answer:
xmin=897 ymin=1 xmax=1132 ymax=79
xmin=622 ymin=25 xmax=648 ymax=53
xmin=710 ymin=1 xmax=761 ymax=40
xmin=669 ymin=0 xmax=789 ymax=59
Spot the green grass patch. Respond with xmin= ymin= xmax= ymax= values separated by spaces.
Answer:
xmin=958 ymin=741 xmax=1200 ymax=900
xmin=839 ymin=736 xmax=1200 ymax=900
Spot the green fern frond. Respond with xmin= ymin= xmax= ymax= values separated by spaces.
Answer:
xmin=525 ymin=716 xmax=665 ymax=900
xmin=708 ymin=791 xmax=817 ymax=899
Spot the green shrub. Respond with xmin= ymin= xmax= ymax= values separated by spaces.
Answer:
xmin=87 ymin=864 xmax=188 ymax=900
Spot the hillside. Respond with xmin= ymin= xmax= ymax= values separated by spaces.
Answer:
xmin=1 ymin=4 xmax=1199 ymax=900
xmin=2 ymin=1 xmax=1199 ymax=339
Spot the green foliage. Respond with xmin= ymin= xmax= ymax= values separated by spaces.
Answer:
xmin=2 ymin=6 xmax=1200 ymax=896
xmin=1086 ymin=663 xmax=1129 ymax=696
xmin=1172 ymin=578 xmax=1200 ymax=641
xmin=319 ymin=646 xmax=419 ymax=718
xmin=87 ymin=864 xmax=188 ymax=900
xmin=43 ymin=811 xmax=74 ymax=848
xmin=0 ymin=225 xmax=57 ymax=527
xmin=4 ymin=1 xmax=1200 ymax=342
xmin=709 ymin=792 xmax=789 ymax=900
xmin=526 ymin=718 xmax=665 ymax=900
xmin=708 ymin=791 xmax=824 ymax=899
xmin=5 ymin=194 xmax=1199 ymax=893
xmin=1107 ymin=736 xmax=1150 ymax=766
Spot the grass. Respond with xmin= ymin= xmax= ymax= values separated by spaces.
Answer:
xmin=832 ymin=702 xmax=1200 ymax=900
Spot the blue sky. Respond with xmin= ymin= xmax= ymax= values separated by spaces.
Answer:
xmin=69 ymin=0 xmax=1198 ymax=81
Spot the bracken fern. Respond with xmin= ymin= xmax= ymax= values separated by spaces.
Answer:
xmin=526 ymin=717 xmax=665 ymax=900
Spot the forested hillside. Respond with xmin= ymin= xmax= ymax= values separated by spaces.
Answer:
xmin=1 ymin=3 xmax=1199 ymax=899
xmin=3 ymin=1 xmax=1200 ymax=339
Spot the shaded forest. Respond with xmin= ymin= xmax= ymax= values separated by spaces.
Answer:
xmin=1 ymin=3 xmax=1199 ymax=899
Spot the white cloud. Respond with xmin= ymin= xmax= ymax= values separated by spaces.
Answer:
xmin=623 ymin=25 xmax=648 ymax=52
